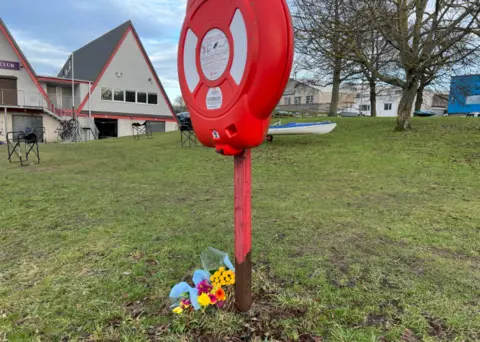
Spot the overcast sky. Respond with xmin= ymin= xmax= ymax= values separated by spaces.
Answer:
xmin=2 ymin=0 xmax=186 ymax=101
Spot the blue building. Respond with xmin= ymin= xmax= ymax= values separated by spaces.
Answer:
xmin=448 ymin=75 xmax=480 ymax=114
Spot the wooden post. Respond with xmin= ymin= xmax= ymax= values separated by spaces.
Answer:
xmin=234 ymin=149 xmax=252 ymax=312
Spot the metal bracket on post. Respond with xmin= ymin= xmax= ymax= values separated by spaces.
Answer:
xmin=234 ymin=149 xmax=252 ymax=312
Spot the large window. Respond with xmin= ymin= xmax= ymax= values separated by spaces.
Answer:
xmin=306 ymin=95 xmax=314 ymax=104
xmin=114 ymin=89 xmax=124 ymax=101
xmin=100 ymin=87 xmax=158 ymax=105
xmin=148 ymin=93 xmax=158 ymax=105
xmin=384 ymin=103 xmax=392 ymax=111
xmin=137 ymin=92 xmax=147 ymax=103
xmin=101 ymin=87 xmax=112 ymax=101
xmin=126 ymin=90 xmax=136 ymax=103
xmin=284 ymin=97 xmax=291 ymax=105
xmin=294 ymin=96 xmax=301 ymax=105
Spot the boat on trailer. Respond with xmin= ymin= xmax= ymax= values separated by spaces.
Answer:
xmin=266 ymin=121 xmax=337 ymax=141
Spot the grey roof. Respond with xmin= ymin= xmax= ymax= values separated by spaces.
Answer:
xmin=58 ymin=21 xmax=131 ymax=81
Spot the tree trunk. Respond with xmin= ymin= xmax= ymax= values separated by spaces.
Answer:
xmin=369 ymin=80 xmax=377 ymax=117
xmin=414 ymin=84 xmax=424 ymax=112
xmin=396 ymin=77 xmax=419 ymax=131
xmin=328 ymin=57 xmax=342 ymax=117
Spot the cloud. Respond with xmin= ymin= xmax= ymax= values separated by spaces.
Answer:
xmin=6 ymin=3 xmax=185 ymax=99
xmin=10 ymin=30 xmax=70 ymax=75
xmin=142 ymin=37 xmax=181 ymax=99
xmin=106 ymin=0 xmax=187 ymax=29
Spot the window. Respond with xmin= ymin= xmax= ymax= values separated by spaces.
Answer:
xmin=306 ymin=95 xmax=314 ymax=104
xmin=384 ymin=103 xmax=392 ymax=111
xmin=360 ymin=104 xmax=371 ymax=111
xmin=114 ymin=89 xmax=124 ymax=101
xmin=294 ymin=96 xmax=301 ymax=105
xmin=137 ymin=92 xmax=147 ymax=103
xmin=126 ymin=90 xmax=136 ymax=103
xmin=101 ymin=87 xmax=112 ymax=101
xmin=148 ymin=93 xmax=158 ymax=105
xmin=284 ymin=97 xmax=291 ymax=105
xmin=466 ymin=95 xmax=480 ymax=105
xmin=101 ymin=89 xmax=156 ymax=104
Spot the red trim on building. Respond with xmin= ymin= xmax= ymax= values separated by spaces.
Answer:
xmin=0 ymin=23 xmax=50 ymax=103
xmin=76 ymin=27 xmax=131 ymax=114
xmin=77 ymin=112 xmax=176 ymax=122
xmin=129 ymin=25 xmax=178 ymax=123
xmin=0 ymin=107 xmax=44 ymax=114
xmin=37 ymin=76 xmax=90 ymax=84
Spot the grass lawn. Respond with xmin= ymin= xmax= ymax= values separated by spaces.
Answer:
xmin=0 ymin=117 xmax=479 ymax=342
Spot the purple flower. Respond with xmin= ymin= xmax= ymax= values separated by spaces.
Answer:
xmin=216 ymin=300 xmax=225 ymax=308
xmin=196 ymin=280 xmax=213 ymax=295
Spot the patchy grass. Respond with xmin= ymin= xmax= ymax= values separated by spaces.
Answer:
xmin=0 ymin=117 xmax=479 ymax=342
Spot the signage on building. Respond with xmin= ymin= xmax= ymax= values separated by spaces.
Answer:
xmin=0 ymin=60 xmax=20 ymax=71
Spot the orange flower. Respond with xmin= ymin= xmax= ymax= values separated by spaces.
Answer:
xmin=215 ymin=286 xmax=226 ymax=301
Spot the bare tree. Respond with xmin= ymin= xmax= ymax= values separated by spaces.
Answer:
xmin=173 ymin=95 xmax=187 ymax=113
xmin=355 ymin=28 xmax=398 ymax=117
xmin=293 ymin=0 xmax=362 ymax=116
xmin=415 ymin=43 xmax=480 ymax=111
xmin=343 ymin=0 xmax=480 ymax=130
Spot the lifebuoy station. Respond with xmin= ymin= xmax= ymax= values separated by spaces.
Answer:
xmin=178 ymin=0 xmax=294 ymax=311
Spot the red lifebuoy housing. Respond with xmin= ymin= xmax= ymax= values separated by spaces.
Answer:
xmin=178 ymin=0 xmax=294 ymax=155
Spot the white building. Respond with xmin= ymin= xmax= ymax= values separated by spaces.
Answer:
xmin=278 ymin=79 xmax=356 ymax=113
xmin=353 ymin=86 xmax=448 ymax=117
xmin=0 ymin=18 xmax=177 ymax=143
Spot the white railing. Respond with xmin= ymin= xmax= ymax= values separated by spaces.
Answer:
xmin=0 ymin=89 xmax=77 ymax=118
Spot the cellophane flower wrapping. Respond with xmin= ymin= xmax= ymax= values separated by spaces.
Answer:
xmin=200 ymin=247 xmax=235 ymax=273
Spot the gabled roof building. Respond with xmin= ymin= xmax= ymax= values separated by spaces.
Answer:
xmin=0 ymin=18 xmax=177 ymax=142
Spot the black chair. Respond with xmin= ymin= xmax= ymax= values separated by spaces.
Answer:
xmin=25 ymin=126 xmax=46 ymax=143
xmin=177 ymin=113 xmax=197 ymax=148
xmin=7 ymin=131 xmax=40 ymax=166
xmin=132 ymin=121 xmax=153 ymax=140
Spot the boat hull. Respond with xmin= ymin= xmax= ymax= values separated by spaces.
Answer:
xmin=268 ymin=122 xmax=337 ymax=135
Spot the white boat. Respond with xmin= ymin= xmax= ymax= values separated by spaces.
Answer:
xmin=266 ymin=121 xmax=337 ymax=141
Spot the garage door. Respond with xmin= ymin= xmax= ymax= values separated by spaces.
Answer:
xmin=150 ymin=121 xmax=166 ymax=133
xmin=12 ymin=115 xmax=44 ymax=142
xmin=0 ymin=77 xmax=18 ymax=106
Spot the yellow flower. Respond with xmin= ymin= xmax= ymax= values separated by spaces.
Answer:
xmin=214 ymin=271 xmax=220 ymax=278
xmin=219 ymin=267 xmax=225 ymax=272
xmin=210 ymin=275 xmax=215 ymax=282
xmin=198 ymin=293 xmax=211 ymax=307
xmin=173 ymin=307 xmax=183 ymax=314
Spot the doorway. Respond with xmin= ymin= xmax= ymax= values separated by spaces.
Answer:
xmin=94 ymin=118 xmax=117 ymax=139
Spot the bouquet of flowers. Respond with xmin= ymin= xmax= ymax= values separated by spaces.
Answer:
xmin=169 ymin=247 xmax=235 ymax=314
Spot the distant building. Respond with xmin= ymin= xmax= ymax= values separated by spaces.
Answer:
xmin=0 ymin=18 xmax=177 ymax=142
xmin=352 ymin=86 xmax=447 ymax=117
xmin=277 ymin=79 xmax=355 ymax=113
xmin=448 ymin=75 xmax=480 ymax=115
